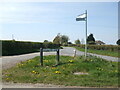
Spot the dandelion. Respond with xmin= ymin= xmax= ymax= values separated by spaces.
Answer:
xmin=55 ymin=71 xmax=61 ymax=74
xmin=51 ymin=67 xmax=56 ymax=69
xmin=69 ymin=60 xmax=74 ymax=63
xmin=6 ymin=78 xmax=10 ymax=81
xmin=32 ymin=71 xmax=36 ymax=73
xmin=44 ymin=60 xmax=49 ymax=63
xmin=32 ymin=71 xmax=39 ymax=74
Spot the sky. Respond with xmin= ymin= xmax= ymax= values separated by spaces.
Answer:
xmin=0 ymin=2 xmax=118 ymax=45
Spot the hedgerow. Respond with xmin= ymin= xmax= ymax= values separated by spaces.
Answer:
xmin=1 ymin=40 xmax=60 ymax=56
xmin=69 ymin=44 xmax=119 ymax=52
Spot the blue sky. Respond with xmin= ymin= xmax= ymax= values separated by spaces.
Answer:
xmin=0 ymin=2 xmax=118 ymax=44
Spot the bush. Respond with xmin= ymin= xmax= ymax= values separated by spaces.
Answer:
xmin=69 ymin=44 xmax=119 ymax=52
xmin=2 ymin=40 xmax=60 ymax=56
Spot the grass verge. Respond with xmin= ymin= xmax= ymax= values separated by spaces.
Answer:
xmin=74 ymin=46 xmax=118 ymax=57
xmin=2 ymin=55 xmax=119 ymax=87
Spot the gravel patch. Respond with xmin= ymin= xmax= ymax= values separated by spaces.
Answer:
xmin=2 ymin=82 xmax=93 ymax=88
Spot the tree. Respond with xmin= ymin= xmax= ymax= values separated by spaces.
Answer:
xmin=53 ymin=33 xmax=61 ymax=44
xmin=61 ymin=35 xmax=69 ymax=45
xmin=44 ymin=40 xmax=49 ymax=43
xmin=75 ymin=39 xmax=81 ymax=44
xmin=116 ymin=39 xmax=120 ymax=45
xmin=68 ymin=42 xmax=72 ymax=44
xmin=53 ymin=33 xmax=69 ymax=45
xmin=87 ymin=33 xmax=95 ymax=45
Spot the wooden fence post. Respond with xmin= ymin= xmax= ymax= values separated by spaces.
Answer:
xmin=56 ymin=49 xmax=60 ymax=65
xmin=40 ymin=48 xmax=43 ymax=66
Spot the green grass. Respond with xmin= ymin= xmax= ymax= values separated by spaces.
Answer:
xmin=2 ymin=55 xmax=119 ymax=87
xmin=74 ymin=46 xmax=118 ymax=57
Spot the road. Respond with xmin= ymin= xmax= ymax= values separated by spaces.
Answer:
xmin=1 ymin=47 xmax=119 ymax=70
xmin=60 ymin=47 xmax=119 ymax=61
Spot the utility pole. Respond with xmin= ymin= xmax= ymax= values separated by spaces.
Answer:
xmin=12 ymin=34 xmax=14 ymax=40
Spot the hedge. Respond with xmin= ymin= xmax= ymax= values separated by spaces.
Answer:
xmin=1 ymin=40 xmax=60 ymax=56
xmin=69 ymin=44 xmax=120 ymax=52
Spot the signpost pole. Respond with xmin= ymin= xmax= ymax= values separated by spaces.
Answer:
xmin=40 ymin=48 xmax=43 ymax=66
xmin=85 ymin=10 xmax=87 ymax=59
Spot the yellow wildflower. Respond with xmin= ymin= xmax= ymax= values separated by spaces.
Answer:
xmin=69 ymin=60 xmax=74 ymax=63
xmin=51 ymin=67 xmax=56 ymax=69
xmin=44 ymin=60 xmax=49 ymax=63
xmin=55 ymin=71 xmax=61 ymax=74
xmin=32 ymin=71 xmax=35 ymax=73
xmin=6 ymin=78 xmax=10 ymax=81
xmin=32 ymin=71 xmax=39 ymax=74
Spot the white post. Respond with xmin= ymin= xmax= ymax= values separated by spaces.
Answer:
xmin=85 ymin=10 xmax=87 ymax=59
xmin=73 ymin=49 xmax=76 ymax=58
xmin=12 ymin=34 xmax=14 ymax=40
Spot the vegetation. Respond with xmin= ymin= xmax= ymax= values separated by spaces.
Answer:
xmin=116 ymin=39 xmax=120 ymax=45
xmin=2 ymin=40 xmax=60 ymax=56
xmin=61 ymin=35 xmax=69 ymax=45
xmin=53 ymin=33 xmax=69 ymax=45
xmin=74 ymin=46 xmax=118 ymax=57
xmin=53 ymin=33 xmax=61 ymax=44
xmin=70 ymin=44 xmax=119 ymax=52
xmin=2 ymin=55 xmax=119 ymax=87
xmin=75 ymin=39 xmax=81 ymax=44
xmin=68 ymin=44 xmax=119 ymax=57
xmin=87 ymin=34 xmax=95 ymax=45
xmin=44 ymin=40 xmax=49 ymax=43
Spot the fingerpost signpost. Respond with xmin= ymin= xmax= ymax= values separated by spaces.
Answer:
xmin=76 ymin=10 xmax=88 ymax=59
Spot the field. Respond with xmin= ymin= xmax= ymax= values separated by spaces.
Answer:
xmin=2 ymin=55 xmax=119 ymax=87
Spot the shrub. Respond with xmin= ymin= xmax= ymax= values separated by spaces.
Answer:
xmin=70 ymin=44 xmax=119 ymax=52
xmin=2 ymin=40 xmax=60 ymax=56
